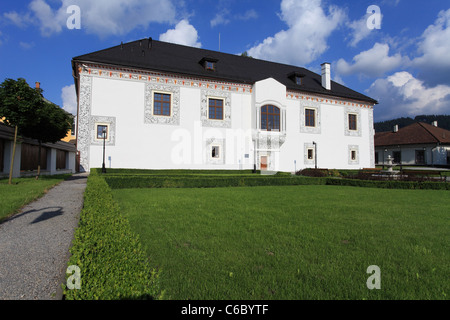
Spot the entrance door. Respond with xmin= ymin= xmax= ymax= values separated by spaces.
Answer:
xmin=260 ymin=156 xmax=268 ymax=171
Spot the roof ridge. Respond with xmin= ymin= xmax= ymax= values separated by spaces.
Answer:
xmin=417 ymin=122 xmax=441 ymax=143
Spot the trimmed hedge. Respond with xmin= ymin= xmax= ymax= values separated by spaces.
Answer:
xmin=327 ymin=177 xmax=450 ymax=190
xmin=63 ymin=174 xmax=163 ymax=300
xmin=91 ymin=168 xmax=260 ymax=175
xmin=104 ymin=175 xmax=326 ymax=189
xmin=103 ymin=174 xmax=449 ymax=190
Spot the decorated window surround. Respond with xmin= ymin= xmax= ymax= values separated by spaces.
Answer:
xmin=348 ymin=145 xmax=360 ymax=165
xmin=90 ymin=116 xmax=116 ymax=146
xmin=201 ymin=91 xmax=231 ymax=128
xmin=144 ymin=84 xmax=180 ymax=126
xmin=344 ymin=108 xmax=362 ymax=137
xmin=304 ymin=143 xmax=316 ymax=166
xmin=205 ymin=138 xmax=225 ymax=165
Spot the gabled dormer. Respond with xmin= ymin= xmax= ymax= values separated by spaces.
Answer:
xmin=199 ymin=56 xmax=219 ymax=71
xmin=287 ymin=71 xmax=305 ymax=86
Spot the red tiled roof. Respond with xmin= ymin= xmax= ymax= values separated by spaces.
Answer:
xmin=375 ymin=122 xmax=450 ymax=146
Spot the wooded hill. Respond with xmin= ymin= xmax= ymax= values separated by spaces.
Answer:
xmin=374 ymin=115 xmax=450 ymax=132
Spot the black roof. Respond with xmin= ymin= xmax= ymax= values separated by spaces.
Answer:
xmin=72 ymin=38 xmax=377 ymax=104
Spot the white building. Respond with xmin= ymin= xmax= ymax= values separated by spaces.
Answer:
xmin=72 ymin=38 xmax=377 ymax=173
xmin=375 ymin=121 xmax=450 ymax=167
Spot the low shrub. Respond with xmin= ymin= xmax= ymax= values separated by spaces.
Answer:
xmin=296 ymin=168 xmax=329 ymax=177
xmin=63 ymin=175 xmax=163 ymax=300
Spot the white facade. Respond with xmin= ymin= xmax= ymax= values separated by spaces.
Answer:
xmin=76 ymin=65 xmax=375 ymax=172
xmin=376 ymin=144 xmax=450 ymax=166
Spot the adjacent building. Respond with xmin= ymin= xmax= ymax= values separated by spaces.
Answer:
xmin=0 ymin=122 xmax=77 ymax=178
xmin=375 ymin=121 xmax=450 ymax=167
xmin=72 ymin=38 xmax=378 ymax=173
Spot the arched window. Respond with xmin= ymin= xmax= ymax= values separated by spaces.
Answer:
xmin=261 ymin=105 xmax=280 ymax=131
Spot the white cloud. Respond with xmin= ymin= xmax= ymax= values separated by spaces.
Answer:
xmin=346 ymin=11 xmax=382 ymax=47
xmin=26 ymin=0 xmax=176 ymax=37
xmin=3 ymin=11 xmax=34 ymax=28
xmin=19 ymin=41 xmax=35 ymax=50
xmin=412 ymin=9 xmax=450 ymax=86
xmin=159 ymin=19 xmax=201 ymax=48
xmin=367 ymin=72 xmax=450 ymax=121
xmin=236 ymin=9 xmax=258 ymax=21
xmin=29 ymin=0 xmax=65 ymax=36
xmin=61 ymin=84 xmax=77 ymax=115
xmin=336 ymin=43 xmax=408 ymax=78
xmin=210 ymin=9 xmax=230 ymax=27
xmin=247 ymin=0 xmax=346 ymax=66
xmin=210 ymin=8 xmax=257 ymax=28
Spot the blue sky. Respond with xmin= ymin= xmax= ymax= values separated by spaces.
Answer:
xmin=1 ymin=0 xmax=449 ymax=122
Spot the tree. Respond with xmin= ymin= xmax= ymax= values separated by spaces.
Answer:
xmin=24 ymin=99 xmax=72 ymax=178
xmin=0 ymin=78 xmax=72 ymax=181
xmin=0 ymin=78 xmax=43 ymax=183
xmin=240 ymin=51 xmax=253 ymax=58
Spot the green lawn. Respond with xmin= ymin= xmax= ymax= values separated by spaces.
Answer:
xmin=113 ymin=185 xmax=449 ymax=300
xmin=0 ymin=176 xmax=67 ymax=222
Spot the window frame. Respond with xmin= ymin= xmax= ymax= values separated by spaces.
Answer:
xmin=211 ymin=145 xmax=220 ymax=159
xmin=260 ymin=105 xmax=281 ymax=132
xmin=307 ymin=148 xmax=315 ymax=160
xmin=153 ymin=92 xmax=172 ymax=117
xmin=393 ymin=151 xmax=402 ymax=164
xmin=305 ymin=108 xmax=316 ymax=127
xmin=348 ymin=113 xmax=358 ymax=131
xmin=415 ymin=150 xmax=426 ymax=165
xmin=208 ymin=98 xmax=224 ymax=120
xmin=96 ymin=124 xmax=109 ymax=141
xmin=205 ymin=61 xmax=215 ymax=71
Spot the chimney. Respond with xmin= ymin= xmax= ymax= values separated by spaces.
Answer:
xmin=321 ymin=63 xmax=331 ymax=90
xmin=35 ymin=82 xmax=40 ymax=89
xmin=432 ymin=121 xmax=438 ymax=127
xmin=393 ymin=124 xmax=399 ymax=133
xmin=148 ymin=37 xmax=153 ymax=49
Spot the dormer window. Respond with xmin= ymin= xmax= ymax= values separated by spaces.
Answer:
xmin=288 ymin=72 xmax=305 ymax=86
xmin=199 ymin=57 xmax=219 ymax=71
xmin=206 ymin=61 xmax=215 ymax=70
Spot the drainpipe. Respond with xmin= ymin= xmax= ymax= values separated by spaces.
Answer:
xmin=313 ymin=141 xmax=317 ymax=169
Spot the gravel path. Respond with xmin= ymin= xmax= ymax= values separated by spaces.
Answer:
xmin=0 ymin=173 xmax=87 ymax=300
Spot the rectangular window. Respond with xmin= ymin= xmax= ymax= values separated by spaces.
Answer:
xmin=97 ymin=125 xmax=108 ymax=139
xmin=206 ymin=61 xmax=215 ymax=70
xmin=393 ymin=151 xmax=401 ymax=163
xmin=307 ymin=148 xmax=314 ymax=160
xmin=351 ymin=150 xmax=357 ymax=161
xmin=375 ymin=152 xmax=379 ymax=164
xmin=415 ymin=150 xmax=425 ymax=164
xmin=154 ymin=93 xmax=171 ymax=116
xmin=305 ymin=109 xmax=316 ymax=127
xmin=212 ymin=146 xmax=220 ymax=158
xmin=348 ymin=114 xmax=357 ymax=131
xmin=71 ymin=119 xmax=76 ymax=137
xmin=208 ymin=98 xmax=224 ymax=120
